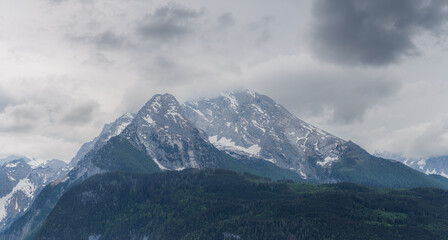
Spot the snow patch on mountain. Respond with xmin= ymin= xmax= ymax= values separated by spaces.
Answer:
xmin=0 ymin=157 xmax=67 ymax=230
xmin=374 ymin=151 xmax=448 ymax=179
xmin=143 ymin=114 xmax=155 ymax=125
xmin=0 ymin=178 xmax=36 ymax=222
xmin=183 ymin=89 xmax=346 ymax=179
xmin=209 ymin=136 xmax=261 ymax=157
xmin=417 ymin=159 xmax=427 ymax=169
xmin=317 ymin=156 xmax=339 ymax=167
xmin=152 ymin=158 xmax=167 ymax=170
xmin=221 ymin=93 xmax=239 ymax=110
xmin=5 ymin=162 xmax=19 ymax=168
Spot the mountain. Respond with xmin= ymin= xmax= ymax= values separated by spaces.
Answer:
xmin=182 ymin=90 xmax=448 ymax=188
xmin=35 ymin=170 xmax=448 ymax=240
xmin=68 ymin=93 xmax=299 ymax=181
xmin=69 ymin=113 xmax=135 ymax=167
xmin=0 ymin=113 xmax=136 ymax=240
xmin=0 ymin=93 xmax=300 ymax=240
xmin=332 ymin=142 xmax=448 ymax=189
xmin=0 ymin=156 xmax=30 ymax=166
xmin=424 ymin=156 xmax=448 ymax=177
xmin=375 ymin=151 xmax=448 ymax=178
xmin=4 ymin=90 xmax=448 ymax=239
xmin=0 ymin=158 xmax=67 ymax=232
xmin=183 ymin=90 xmax=345 ymax=181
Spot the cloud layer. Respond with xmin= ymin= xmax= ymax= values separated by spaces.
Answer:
xmin=1 ymin=0 xmax=448 ymax=160
xmin=311 ymin=0 xmax=448 ymax=66
xmin=242 ymin=55 xmax=401 ymax=124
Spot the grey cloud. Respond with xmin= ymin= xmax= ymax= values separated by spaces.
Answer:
xmin=409 ymin=120 xmax=448 ymax=157
xmin=217 ymin=13 xmax=235 ymax=28
xmin=253 ymin=69 xmax=401 ymax=124
xmin=0 ymin=104 xmax=44 ymax=132
xmin=46 ymin=0 xmax=68 ymax=3
xmin=66 ymin=30 xmax=126 ymax=50
xmin=155 ymin=55 xmax=175 ymax=69
xmin=0 ymin=87 xmax=12 ymax=112
xmin=61 ymin=101 xmax=98 ymax=125
xmin=92 ymin=31 xmax=126 ymax=49
xmin=311 ymin=0 xmax=448 ymax=66
xmin=249 ymin=15 xmax=275 ymax=44
xmin=10 ymin=106 xmax=42 ymax=120
xmin=0 ymin=122 xmax=35 ymax=133
xmin=379 ymin=118 xmax=448 ymax=158
xmin=136 ymin=5 xmax=203 ymax=42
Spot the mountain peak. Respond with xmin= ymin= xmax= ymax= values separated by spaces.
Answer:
xmin=138 ymin=93 xmax=187 ymax=129
xmin=218 ymin=89 xmax=262 ymax=110
xmin=119 ymin=93 xmax=219 ymax=170
xmin=183 ymin=91 xmax=345 ymax=179
xmin=145 ymin=93 xmax=179 ymax=109
xmin=221 ymin=89 xmax=258 ymax=97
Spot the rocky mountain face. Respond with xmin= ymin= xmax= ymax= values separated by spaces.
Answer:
xmin=183 ymin=90 xmax=346 ymax=181
xmin=0 ymin=114 xmax=135 ymax=239
xmin=69 ymin=93 xmax=299 ymax=181
xmin=375 ymin=152 xmax=448 ymax=178
xmin=423 ymin=156 xmax=448 ymax=177
xmin=120 ymin=94 xmax=235 ymax=170
xmin=69 ymin=113 xmax=135 ymax=167
xmin=3 ymin=90 xmax=448 ymax=240
xmin=0 ymin=93 xmax=300 ymax=240
xmin=0 ymin=156 xmax=29 ymax=166
xmin=0 ymin=158 xmax=67 ymax=232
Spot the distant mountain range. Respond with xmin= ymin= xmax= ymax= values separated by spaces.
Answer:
xmin=1 ymin=90 xmax=448 ymax=240
xmin=375 ymin=151 xmax=448 ymax=178
xmin=0 ymin=157 xmax=67 ymax=232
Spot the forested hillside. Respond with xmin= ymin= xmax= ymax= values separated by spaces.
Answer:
xmin=36 ymin=169 xmax=448 ymax=240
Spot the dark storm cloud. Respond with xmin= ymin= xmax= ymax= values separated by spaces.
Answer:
xmin=311 ymin=0 xmax=448 ymax=66
xmin=136 ymin=5 xmax=203 ymax=42
xmin=60 ymin=101 xmax=98 ymax=125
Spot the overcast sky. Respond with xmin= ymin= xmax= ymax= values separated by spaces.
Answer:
xmin=1 ymin=0 xmax=448 ymax=161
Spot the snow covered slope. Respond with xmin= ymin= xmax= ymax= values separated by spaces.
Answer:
xmin=0 ymin=158 xmax=66 ymax=231
xmin=183 ymin=90 xmax=346 ymax=179
xmin=119 ymin=93 xmax=228 ymax=170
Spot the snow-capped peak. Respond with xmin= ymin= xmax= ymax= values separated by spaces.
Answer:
xmin=183 ymin=89 xmax=346 ymax=178
xmin=0 ymin=157 xmax=67 ymax=230
xmin=117 ymin=93 xmax=217 ymax=171
xmin=138 ymin=93 xmax=188 ymax=128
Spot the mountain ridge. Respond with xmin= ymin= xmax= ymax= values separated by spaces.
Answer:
xmin=183 ymin=90 xmax=346 ymax=180
xmin=0 ymin=91 xmax=302 ymax=240
xmin=375 ymin=151 xmax=448 ymax=178
xmin=2 ymin=90 xmax=448 ymax=240
xmin=0 ymin=157 xmax=67 ymax=232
